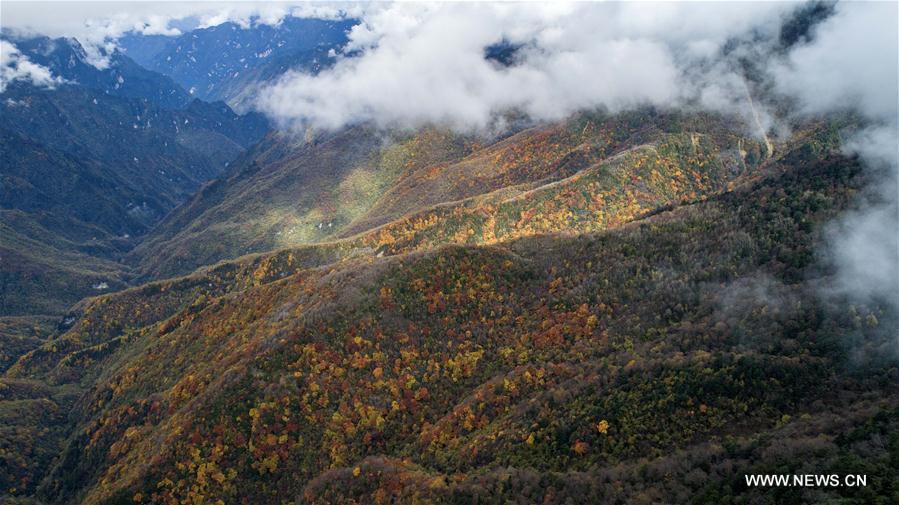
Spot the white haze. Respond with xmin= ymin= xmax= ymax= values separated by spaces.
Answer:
xmin=774 ymin=1 xmax=898 ymax=123
xmin=828 ymin=124 xmax=898 ymax=311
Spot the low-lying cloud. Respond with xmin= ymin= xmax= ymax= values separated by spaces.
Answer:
xmin=255 ymin=2 xmax=794 ymax=131
xmin=0 ymin=40 xmax=65 ymax=93
xmin=826 ymin=124 xmax=898 ymax=310
xmin=774 ymin=2 xmax=897 ymax=311
xmin=774 ymin=1 xmax=898 ymax=123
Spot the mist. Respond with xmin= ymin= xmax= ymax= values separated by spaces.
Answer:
xmin=776 ymin=2 xmax=898 ymax=312
xmin=255 ymin=2 xmax=795 ymax=131
xmin=0 ymin=40 xmax=64 ymax=93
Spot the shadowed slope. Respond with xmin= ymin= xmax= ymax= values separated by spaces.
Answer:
xmin=0 ymin=82 xmax=268 ymax=318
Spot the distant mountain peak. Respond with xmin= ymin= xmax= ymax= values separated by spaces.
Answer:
xmin=2 ymin=33 xmax=192 ymax=108
xmin=118 ymin=16 xmax=358 ymax=106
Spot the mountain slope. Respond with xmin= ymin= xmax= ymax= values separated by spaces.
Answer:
xmin=0 ymin=79 xmax=268 ymax=317
xmin=129 ymin=110 xmax=767 ymax=280
xmin=1 ymin=82 xmax=267 ymax=232
xmin=128 ymin=126 xmax=478 ymax=279
xmin=343 ymin=127 xmax=767 ymax=257
xmin=6 ymin=35 xmax=192 ymax=109
xmin=342 ymin=109 xmax=762 ymax=235
xmin=137 ymin=17 xmax=356 ymax=106
xmin=0 ymin=210 xmax=130 ymax=317
xmin=6 ymin=129 xmax=897 ymax=504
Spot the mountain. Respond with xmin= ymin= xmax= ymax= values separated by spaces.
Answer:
xmin=0 ymin=67 xmax=268 ymax=317
xmin=113 ymin=33 xmax=177 ymax=69
xmin=4 ymin=120 xmax=896 ymax=504
xmin=128 ymin=109 xmax=769 ymax=280
xmin=126 ymin=125 xmax=477 ymax=279
xmin=1 ymin=86 xmax=254 ymax=226
xmin=0 ymin=126 xmax=132 ymax=316
xmin=5 ymin=35 xmax=192 ymax=109
xmin=3 ymin=4 xmax=895 ymax=503
xmin=125 ymin=17 xmax=357 ymax=107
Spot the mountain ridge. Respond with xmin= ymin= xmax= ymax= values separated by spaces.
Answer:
xmin=6 ymin=128 xmax=896 ymax=503
xmin=127 ymin=109 xmax=770 ymax=280
xmin=122 ymin=17 xmax=357 ymax=107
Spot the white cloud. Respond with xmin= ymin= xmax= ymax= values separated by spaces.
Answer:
xmin=827 ymin=195 xmax=898 ymax=308
xmin=774 ymin=1 xmax=899 ymax=122
xmin=0 ymin=40 xmax=65 ymax=93
xmin=195 ymin=2 xmax=359 ymax=29
xmin=773 ymin=2 xmax=898 ymax=311
xmin=256 ymin=2 xmax=792 ymax=131
xmin=5 ymin=2 xmax=894 ymax=133
xmin=826 ymin=123 xmax=899 ymax=310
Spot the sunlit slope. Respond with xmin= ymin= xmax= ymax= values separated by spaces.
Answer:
xmin=7 ymin=128 xmax=896 ymax=504
xmin=349 ymin=130 xmax=766 ymax=256
xmin=130 ymin=110 xmax=768 ymax=281
xmin=128 ymin=127 xmax=478 ymax=280
xmin=343 ymin=109 xmax=767 ymax=236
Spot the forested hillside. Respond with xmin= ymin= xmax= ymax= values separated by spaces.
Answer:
xmin=0 ymin=37 xmax=269 ymax=317
xmin=129 ymin=109 xmax=769 ymax=280
xmin=4 ymin=119 xmax=896 ymax=504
